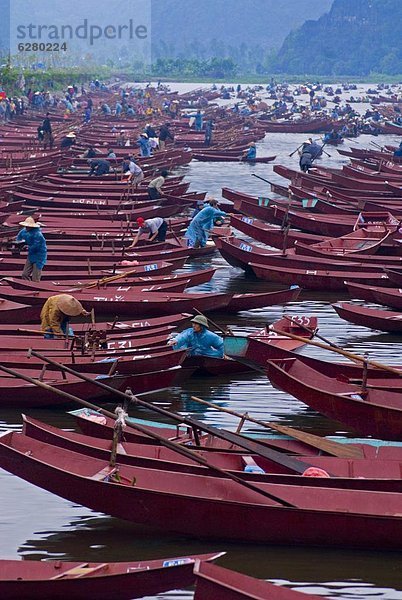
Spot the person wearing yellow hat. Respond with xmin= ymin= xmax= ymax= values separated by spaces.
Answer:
xmin=243 ymin=141 xmax=257 ymax=161
xmin=16 ymin=216 xmax=47 ymax=282
xmin=40 ymin=294 xmax=89 ymax=339
xmin=167 ymin=314 xmax=224 ymax=358
xmin=60 ymin=131 xmax=76 ymax=150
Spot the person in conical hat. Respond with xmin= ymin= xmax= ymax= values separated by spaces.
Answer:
xmin=167 ymin=314 xmax=224 ymax=358
xmin=16 ymin=216 xmax=47 ymax=282
xmin=40 ymin=294 xmax=89 ymax=339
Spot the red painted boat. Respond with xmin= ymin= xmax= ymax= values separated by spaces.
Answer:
xmin=0 ymin=366 xmax=184 ymax=408
xmin=0 ymin=347 xmax=187 ymax=376
xmin=333 ymin=302 xmax=402 ymax=333
xmin=250 ymin=262 xmax=390 ymax=291
xmin=3 ymin=268 xmax=215 ymax=293
xmin=224 ymin=286 xmax=302 ymax=312
xmin=216 ymin=236 xmax=389 ymax=275
xmin=230 ymin=214 xmax=325 ymax=248
xmin=25 ymin=414 xmax=402 ymax=492
xmin=344 ymin=281 xmax=379 ymax=302
xmin=0 ymin=287 xmax=233 ymax=317
xmin=0 ymin=552 xmax=223 ymax=600
xmin=266 ymin=358 xmax=402 ymax=440
xmin=356 ymin=285 xmax=402 ymax=310
xmin=1 ymin=432 xmax=402 ymax=549
xmin=0 ymin=312 xmax=192 ymax=335
xmin=293 ymin=227 xmax=390 ymax=256
xmin=193 ymin=561 xmax=320 ymax=600
xmin=193 ymin=152 xmax=276 ymax=163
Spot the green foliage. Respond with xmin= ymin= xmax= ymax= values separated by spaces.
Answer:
xmin=273 ymin=0 xmax=402 ymax=76
xmin=151 ymin=57 xmax=237 ymax=78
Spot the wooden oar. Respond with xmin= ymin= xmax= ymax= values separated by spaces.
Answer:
xmin=26 ymin=350 xmax=320 ymax=478
xmin=289 ymin=143 xmax=304 ymax=158
xmin=0 ymin=362 xmax=297 ymax=507
xmin=251 ymin=174 xmax=277 ymax=187
xmin=191 ymin=395 xmax=363 ymax=459
xmin=270 ymin=328 xmax=402 ymax=377
xmin=71 ymin=266 xmax=145 ymax=291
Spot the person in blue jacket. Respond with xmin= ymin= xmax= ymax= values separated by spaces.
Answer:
xmin=16 ymin=216 xmax=47 ymax=281
xmin=194 ymin=110 xmax=203 ymax=131
xmin=169 ymin=315 xmax=224 ymax=358
xmin=243 ymin=142 xmax=257 ymax=161
xmin=136 ymin=133 xmax=151 ymax=157
xmin=185 ymin=198 xmax=226 ymax=248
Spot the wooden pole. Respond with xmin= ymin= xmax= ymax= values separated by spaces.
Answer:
xmin=271 ymin=328 xmax=402 ymax=376
xmin=190 ymin=395 xmax=363 ymax=459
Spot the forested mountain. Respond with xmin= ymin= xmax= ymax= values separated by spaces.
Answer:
xmin=274 ymin=0 xmax=402 ymax=76
xmin=151 ymin=0 xmax=332 ymax=71
xmin=0 ymin=0 xmax=332 ymax=72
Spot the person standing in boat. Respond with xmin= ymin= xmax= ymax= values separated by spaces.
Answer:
xmin=185 ymin=199 xmax=226 ymax=248
xmin=194 ymin=110 xmax=203 ymax=131
xmin=137 ymin=133 xmax=151 ymax=157
xmin=41 ymin=294 xmax=89 ymax=339
xmin=147 ymin=170 xmax=169 ymax=199
xmin=41 ymin=112 xmax=53 ymax=150
xmin=204 ymin=120 xmax=214 ymax=146
xmin=168 ymin=315 xmax=224 ymax=358
xmin=127 ymin=216 xmax=168 ymax=248
xmin=158 ymin=122 xmax=174 ymax=151
xmin=15 ymin=216 xmax=47 ymax=282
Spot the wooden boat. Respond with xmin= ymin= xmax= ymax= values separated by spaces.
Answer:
xmin=0 ymin=366 xmax=184 ymax=408
xmin=293 ymin=227 xmax=390 ymax=256
xmin=344 ymin=281 xmax=379 ymax=302
xmin=25 ymin=413 xmax=402 ymax=493
xmin=353 ymin=285 xmax=402 ymax=310
xmin=193 ymin=561 xmax=320 ymax=600
xmin=333 ymin=302 xmax=402 ymax=333
xmin=225 ymin=316 xmax=317 ymax=368
xmin=0 ymin=552 xmax=223 ymax=600
xmin=1 ymin=432 xmax=402 ymax=549
xmin=250 ymin=262 xmax=390 ymax=291
xmin=266 ymin=358 xmax=402 ymax=440
xmin=0 ymin=287 xmax=233 ymax=317
xmin=3 ymin=268 xmax=215 ymax=293
xmin=224 ymin=286 xmax=301 ymax=311
xmin=216 ymin=236 xmax=390 ymax=275
xmin=193 ymin=152 xmax=276 ymax=163
xmin=0 ymin=312 xmax=192 ymax=336
xmin=230 ymin=214 xmax=325 ymax=248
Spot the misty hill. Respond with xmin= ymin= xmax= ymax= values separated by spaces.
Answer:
xmin=151 ymin=0 xmax=332 ymax=61
xmin=0 ymin=0 xmax=332 ymax=72
xmin=274 ymin=0 xmax=402 ymax=76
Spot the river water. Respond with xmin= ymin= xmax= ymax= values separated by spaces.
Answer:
xmin=1 ymin=85 xmax=402 ymax=599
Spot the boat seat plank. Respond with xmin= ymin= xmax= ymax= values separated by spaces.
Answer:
xmin=51 ymin=563 xmax=109 ymax=579
xmin=91 ymin=466 xmax=118 ymax=481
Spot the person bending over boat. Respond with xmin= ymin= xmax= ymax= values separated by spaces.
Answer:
xmin=122 ymin=156 xmax=144 ymax=186
xmin=41 ymin=294 xmax=89 ymax=339
xmin=16 ymin=216 xmax=47 ymax=282
xmin=147 ymin=170 xmax=169 ymax=200
xmin=128 ymin=216 xmax=168 ymax=248
xmin=185 ymin=199 xmax=226 ymax=248
xmin=169 ymin=315 xmax=224 ymax=358
xmin=88 ymin=158 xmax=110 ymax=176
